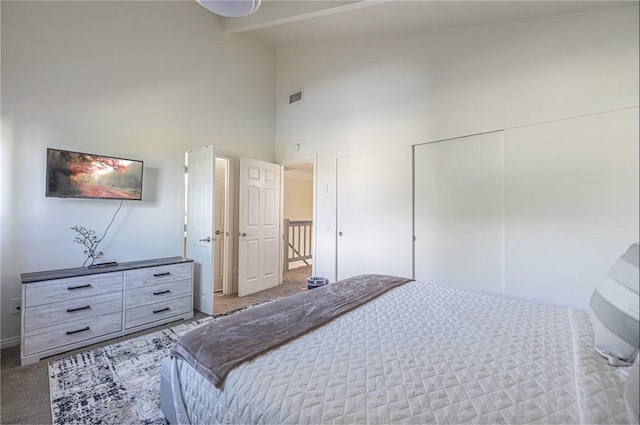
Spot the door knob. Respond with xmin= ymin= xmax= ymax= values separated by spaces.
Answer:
xmin=199 ymin=237 xmax=211 ymax=242
xmin=239 ymin=232 xmax=247 ymax=237
xmin=215 ymin=230 xmax=222 ymax=235
xmin=338 ymin=231 xmax=343 ymax=236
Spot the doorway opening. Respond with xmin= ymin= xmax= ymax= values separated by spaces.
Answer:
xmin=214 ymin=157 xmax=231 ymax=296
xmin=184 ymin=150 xmax=234 ymax=315
xmin=283 ymin=161 xmax=314 ymax=286
xmin=185 ymin=152 xmax=316 ymax=316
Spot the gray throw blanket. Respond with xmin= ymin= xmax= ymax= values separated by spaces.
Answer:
xmin=170 ymin=274 xmax=413 ymax=388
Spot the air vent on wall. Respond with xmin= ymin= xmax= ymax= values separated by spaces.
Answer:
xmin=289 ymin=89 xmax=303 ymax=105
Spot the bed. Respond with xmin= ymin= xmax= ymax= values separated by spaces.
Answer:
xmin=161 ymin=245 xmax=639 ymax=425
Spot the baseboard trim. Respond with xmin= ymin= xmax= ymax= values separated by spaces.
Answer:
xmin=1 ymin=336 xmax=20 ymax=349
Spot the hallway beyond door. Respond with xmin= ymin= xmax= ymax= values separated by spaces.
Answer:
xmin=213 ymin=265 xmax=312 ymax=315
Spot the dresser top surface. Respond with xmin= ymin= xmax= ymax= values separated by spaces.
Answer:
xmin=21 ymin=257 xmax=193 ymax=284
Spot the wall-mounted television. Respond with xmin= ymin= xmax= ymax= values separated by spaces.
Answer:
xmin=46 ymin=148 xmax=144 ymax=200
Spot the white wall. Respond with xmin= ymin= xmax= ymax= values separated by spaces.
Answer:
xmin=283 ymin=172 xmax=313 ymax=220
xmin=275 ymin=7 xmax=639 ymax=291
xmin=0 ymin=1 xmax=275 ymax=343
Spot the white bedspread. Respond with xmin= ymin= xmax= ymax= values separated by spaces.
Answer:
xmin=170 ymin=281 xmax=630 ymax=424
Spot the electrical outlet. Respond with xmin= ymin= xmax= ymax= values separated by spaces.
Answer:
xmin=10 ymin=298 xmax=21 ymax=315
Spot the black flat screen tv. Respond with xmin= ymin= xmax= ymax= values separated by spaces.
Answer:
xmin=46 ymin=148 xmax=144 ymax=200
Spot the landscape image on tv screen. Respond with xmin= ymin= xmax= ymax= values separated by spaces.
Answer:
xmin=46 ymin=148 xmax=143 ymax=200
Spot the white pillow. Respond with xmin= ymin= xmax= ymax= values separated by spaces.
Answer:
xmin=589 ymin=243 xmax=639 ymax=365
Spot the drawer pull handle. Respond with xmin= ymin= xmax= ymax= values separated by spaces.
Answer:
xmin=153 ymin=272 xmax=171 ymax=277
xmin=153 ymin=290 xmax=171 ymax=296
xmin=67 ymin=284 xmax=92 ymax=291
xmin=67 ymin=305 xmax=91 ymax=313
xmin=153 ymin=307 xmax=170 ymax=314
xmin=66 ymin=326 xmax=90 ymax=335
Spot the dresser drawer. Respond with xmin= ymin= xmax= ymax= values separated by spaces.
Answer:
xmin=125 ymin=263 xmax=192 ymax=289
xmin=125 ymin=295 xmax=191 ymax=329
xmin=126 ymin=279 xmax=192 ymax=309
xmin=23 ymin=311 xmax=122 ymax=356
xmin=24 ymin=292 xmax=123 ymax=333
xmin=24 ymin=273 xmax=122 ymax=307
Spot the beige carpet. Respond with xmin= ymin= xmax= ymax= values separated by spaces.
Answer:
xmin=0 ymin=266 xmax=312 ymax=425
xmin=214 ymin=265 xmax=311 ymax=315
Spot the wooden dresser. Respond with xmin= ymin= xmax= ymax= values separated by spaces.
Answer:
xmin=20 ymin=257 xmax=193 ymax=366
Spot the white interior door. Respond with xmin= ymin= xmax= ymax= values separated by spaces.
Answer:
xmin=186 ymin=145 xmax=215 ymax=315
xmin=414 ymin=132 xmax=505 ymax=296
xmin=213 ymin=159 xmax=226 ymax=292
xmin=238 ymin=157 xmax=281 ymax=297
xmin=336 ymin=147 xmax=413 ymax=280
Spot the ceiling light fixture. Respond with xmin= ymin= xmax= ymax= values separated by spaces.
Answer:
xmin=196 ymin=0 xmax=262 ymax=18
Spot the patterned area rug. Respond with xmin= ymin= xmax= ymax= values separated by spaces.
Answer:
xmin=48 ymin=305 xmax=267 ymax=424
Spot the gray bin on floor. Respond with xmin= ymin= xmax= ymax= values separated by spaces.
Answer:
xmin=307 ymin=276 xmax=328 ymax=290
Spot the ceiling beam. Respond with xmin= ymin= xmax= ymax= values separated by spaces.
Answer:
xmin=222 ymin=0 xmax=390 ymax=34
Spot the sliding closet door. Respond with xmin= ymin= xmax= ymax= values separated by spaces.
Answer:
xmin=414 ymin=132 xmax=505 ymax=295
xmin=504 ymin=108 xmax=639 ymax=307
xmin=336 ymin=147 xmax=413 ymax=280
